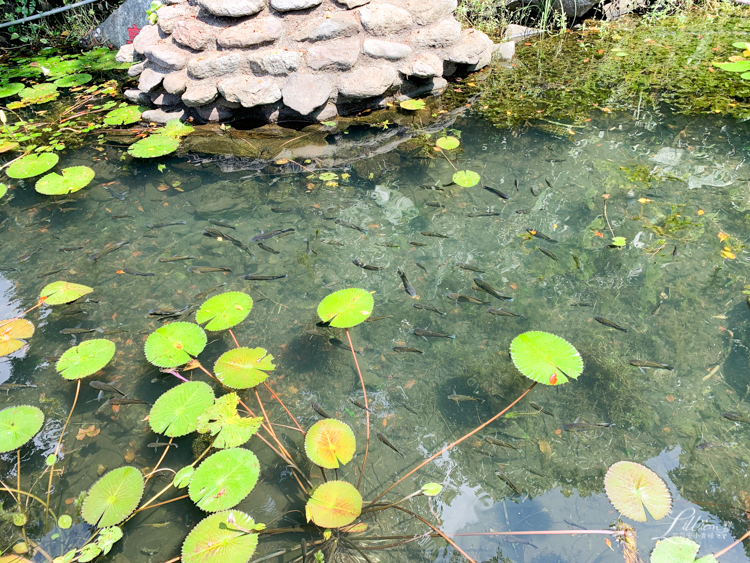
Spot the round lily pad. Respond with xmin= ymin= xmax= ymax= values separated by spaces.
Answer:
xmin=149 ymin=381 xmax=215 ymax=437
xmin=196 ymin=393 xmax=263 ymax=449
xmin=40 ymin=281 xmax=93 ymax=305
xmin=604 ymin=461 xmax=672 ymax=522
xmin=81 ymin=466 xmax=144 ymax=528
xmin=144 ymin=322 xmax=207 ymax=368
xmin=452 ymin=170 xmax=481 ymax=188
xmin=0 ymin=83 xmax=24 ymax=98
xmin=128 ymin=134 xmax=180 ymax=159
xmin=18 ymin=83 xmax=58 ymax=100
xmin=213 ymin=347 xmax=274 ymax=390
xmin=195 ymin=292 xmax=253 ymax=332
xmin=0 ymin=184 xmax=6 ymax=199
xmin=317 ymin=288 xmax=374 ymax=328
xmin=509 ymin=331 xmax=583 ymax=385
xmin=35 ymin=166 xmax=95 ymax=195
xmin=0 ymin=142 xmax=19 ymax=154
xmin=400 ymin=99 xmax=425 ymax=111
xmin=0 ymin=319 xmax=34 ymax=357
xmin=305 ymin=419 xmax=356 ymax=469
xmin=53 ymin=73 xmax=92 ymax=88
xmin=57 ymin=515 xmax=72 ymax=529
xmin=305 ymin=480 xmax=362 ymax=529
xmin=318 ymin=172 xmax=338 ymax=182
xmin=716 ymin=61 xmax=750 ymax=73
xmin=436 ymin=136 xmax=460 ymax=150
xmin=182 ymin=510 xmax=264 ymax=563
xmin=56 ymin=339 xmax=116 ymax=380
xmin=102 ymin=105 xmax=144 ymax=126
xmin=6 ymin=153 xmax=59 ymax=179
xmin=651 ymin=537 xmax=700 ymax=563
xmin=189 ymin=448 xmax=260 ymax=512
xmin=162 ymin=119 xmax=194 ymax=138
xmin=174 ymin=466 xmax=195 ymax=489
xmin=0 ymin=405 xmax=44 ymax=453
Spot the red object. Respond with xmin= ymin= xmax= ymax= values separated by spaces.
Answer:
xmin=126 ymin=24 xmax=141 ymax=44
xmin=550 ymin=372 xmax=558 ymax=385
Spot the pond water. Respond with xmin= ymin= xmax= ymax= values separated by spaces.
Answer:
xmin=1 ymin=97 xmax=750 ymax=563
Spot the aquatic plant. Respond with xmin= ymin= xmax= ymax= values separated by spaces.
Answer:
xmin=35 ymin=165 xmax=95 ymax=195
xmin=306 ymin=481 xmax=363 ymax=528
xmin=715 ymin=42 xmax=750 ymax=80
xmin=0 ymin=319 xmax=34 ymax=357
xmin=144 ymin=322 xmax=207 ymax=367
xmin=436 ymin=136 xmax=461 ymax=150
xmin=5 ymin=153 xmax=59 ymax=179
xmin=0 ymin=405 xmax=44 ymax=454
xmin=317 ymin=287 xmax=373 ymax=328
xmin=305 ymin=419 xmax=357 ymax=469
xmin=128 ymin=119 xmax=195 ymax=159
xmin=651 ymin=537 xmax=717 ymax=563
xmin=149 ymin=381 xmax=215 ymax=437
xmin=510 ymin=331 xmax=583 ymax=385
xmin=604 ymin=461 xmax=671 ymax=522
xmin=453 ymin=170 xmax=481 ymax=188
xmin=38 ymin=280 xmax=92 ymax=304
xmin=81 ymin=467 xmax=144 ymax=527
xmin=400 ymin=99 xmax=426 ymax=111
xmin=56 ymin=339 xmax=116 ymax=380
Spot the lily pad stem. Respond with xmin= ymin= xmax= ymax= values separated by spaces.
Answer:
xmin=0 ymin=482 xmax=56 ymax=521
xmin=436 ymin=147 xmax=458 ymax=172
xmin=714 ymin=528 xmax=750 ymax=559
xmin=347 ymin=328 xmax=369 ymax=490
xmin=263 ymin=381 xmax=305 ymax=435
xmin=144 ymin=437 xmax=174 ymax=485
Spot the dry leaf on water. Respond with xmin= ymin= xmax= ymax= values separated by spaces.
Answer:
xmin=76 ymin=425 xmax=100 ymax=440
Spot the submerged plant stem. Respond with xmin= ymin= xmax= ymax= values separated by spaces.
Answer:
xmin=263 ymin=381 xmax=305 ymax=435
xmin=144 ymin=437 xmax=174 ymax=485
xmin=713 ymin=528 xmax=750 ymax=559
xmin=131 ymin=493 xmax=188 ymax=515
xmin=347 ymin=328 xmax=369 ymax=490
xmin=0 ymin=485 xmax=56 ymax=521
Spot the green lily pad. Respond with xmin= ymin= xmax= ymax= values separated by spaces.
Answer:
xmin=305 ymin=419 xmax=356 ymax=469
xmin=182 ymin=510 xmax=264 ymax=563
xmin=509 ymin=331 xmax=583 ymax=385
xmin=0 ymin=319 xmax=34 ymax=357
xmin=46 ymin=59 xmax=82 ymax=77
xmin=742 ymin=72 xmax=750 ymax=80
xmin=35 ymin=166 xmax=95 ymax=195
xmin=128 ymin=134 xmax=180 ymax=158
xmin=651 ymin=537 xmax=699 ymax=563
xmin=18 ymin=82 xmax=58 ymax=100
xmin=57 ymin=515 xmax=73 ymax=529
xmin=174 ymin=466 xmax=195 ymax=489
xmin=611 ymin=236 xmax=627 ymax=247
xmin=144 ymin=322 xmax=207 ymax=368
xmin=604 ymin=461 xmax=672 ymax=522
xmin=196 ymin=393 xmax=263 ymax=449
xmin=53 ymin=73 xmax=92 ymax=88
xmin=716 ymin=61 xmax=750 ymax=73
xmin=6 ymin=153 xmax=59 ymax=179
xmin=0 ymin=184 xmax=7 ymax=200
xmin=400 ymin=99 xmax=425 ymax=111
xmin=56 ymin=339 xmax=116 ymax=380
xmin=0 ymin=83 xmax=24 ymax=98
xmin=305 ymin=480 xmax=362 ymax=529
xmin=189 ymin=448 xmax=260 ymax=512
xmin=214 ymin=347 xmax=274 ymax=390
xmin=96 ymin=526 xmax=123 ymax=556
xmin=149 ymin=381 xmax=215 ymax=437
xmin=40 ymin=280 xmax=93 ymax=305
xmin=319 ymin=172 xmax=338 ymax=182
xmin=195 ymin=292 xmax=253 ymax=332
xmin=79 ymin=545 xmax=101 ymax=562
xmin=81 ymin=466 xmax=144 ymax=528
xmin=732 ymin=42 xmax=750 ymax=50
xmin=317 ymin=288 xmax=374 ymax=328
xmin=0 ymin=142 xmax=19 ymax=154
xmin=422 ymin=483 xmax=443 ymax=496
xmin=436 ymin=136 xmax=460 ymax=150
xmin=452 ymin=170 xmax=481 ymax=188
xmin=103 ymin=105 xmax=145 ymax=126
xmin=163 ymin=118 xmax=194 ymax=138
xmin=0 ymin=405 xmax=44 ymax=453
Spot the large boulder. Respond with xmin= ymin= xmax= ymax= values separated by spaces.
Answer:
xmin=282 ymin=74 xmax=333 ymax=115
xmin=198 ymin=0 xmax=266 ymax=17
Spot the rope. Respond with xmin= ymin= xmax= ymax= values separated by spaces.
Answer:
xmin=0 ymin=0 xmax=101 ymax=29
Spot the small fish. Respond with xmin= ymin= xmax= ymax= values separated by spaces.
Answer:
xmin=148 ymin=306 xmax=189 ymax=318
xmin=0 ymin=383 xmax=37 ymax=390
xmin=412 ymin=303 xmax=445 ymax=316
xmin=409 ymin=241 xmax=427 ymax=247
xmin=376 ymin=242 xmax=400 ymax=248
xmin=569 ymin=301 xmax=592 ymax=307
xmin=352 ymin=259 xmax=384 ymax=271
xmin=376 ymin=432 xmax=404 ymax=458
xmin=58 ymin=246 xmax=83 ymax=252
xmin=399 ymin=403 xmax=418 ymax=415
xmin=189 ymin=266 xmax=232 ymax=274
xmin=243 ymin=274 xmax=287 ymax=280
xmin=530 ymin=185 xmax=541 ymax=197
xmin=311 ymin=401 xmax=332 ymax=419
xmin=448 ymin=394 xmax=483 ymax=403
xmin=60 ymin=328 xmax=96 ymax=334
xmin=628 ymin=360 xmax=674 ymax=370
xmin=560 ymin=422 xmax=615 ymax=432
xmin=415 ymin=262 xmax=427 ymax=272
xmin=119 ymin=268 xmax=154 ymax=277
xmin=146 ymin=221 xmax=186 ymax=228
xmin=514 ymin=208 xmax=532 ymax=215
xmin=424 ymin=202 xmax=444 ymax=208
xmin=393 ymin=346 xmax=424 ymax=354
xmin=495 ymin=471 xmax=521 ymax=495
xmin=142 ymin=233 xmax=159 ymax=239
xmin=421 ymin=231 xmax=449 ymax=238
xmin=25 ymin=217 xmax=51 ymax=227
xmin=194 ymin=283 xmax=226 ymax=301
xmin=722 ymin=413 xmax=750 ymax=425
xmin=209 ymin=219 xmax=236 ymax=230
xmin=419 ymin=183 xmax=444 ymax=191
xmin=270 ymin=207 xmax=293 ymax=213
xmin=328 ymin=337 xmax=362 ymax=355
xmin=104 ymin=186 xmax=127 ymax=200
xmin=456 ymin=262 xmax=485 ymax=273
xmin=88 ymin=241 xmax=128 ymax=262
xmin=0 ymin=266 xmax=18 ymax=272
xmin=15 ymin=247 xmax=42 ymax=262
xmin=37 ymin=268 xmax=65 ymax=279
xmin=414 ymin=328 xmax=455 ymax=339
xmin=349 ymin=399 xmax=369 ymax=411
xmin=89 ymin=381 xmax=125 ymax=396
xmin=484 ymin=187 xmax=511 ymax=199
xmin=545 ymin=178 xmax=554 ymax=189
xmin=109 ymin=397 xmax=151 ymax=406
xmin=321 ymin=239 xmax=345 ymax=246
xmin=333 ymin=219 xmax=366 ymax=234
xmin=365 ymin=315 xmax=392 ymax=322
xmin=258 ymin=243 xmax=280 ymax=254
xmin=468 ymin=211 xmax=501 ymax=217
xmin=111 ymin=214 xmax=132 ymax=220
xmin=251 ymin=228 xmax=295 ymax=242
xmin=398 ymin=270 xmax=416 ymax=297
xmin=98 ymin=328 xmax=130 ymax=335
xmin=445 ymin=293 xmax=490 ymax=305
xmin=203 ymin=228 xmax=225 ymax=239
xmin=696 ymin=442 xmax=723 ymax=450
xmin=527 ymin=229 xmax=557 ymax=242
xmin=529 ymin=401 xmax=554 ymax=416
xmin=594 ymin=316 xmax=628 ymax=332
xmin=539 ymin=248 xmax=558 ymax=262
xmin=484 ymin=436 xmax=519 ymax=450
xmin=514 ymin=178 xmax=519 ymax=191
xmin=652 ymin=300 xmax=663 ymax=316
xmin=158 ymin=255 xmax=195 ymax=263
xmin=147 ymin=442 xmax=178 ymax=449
xmin=473 ymin=278 xmax=513 ymax=301
xmin=488 ymin=308 xmax=523 ymax=318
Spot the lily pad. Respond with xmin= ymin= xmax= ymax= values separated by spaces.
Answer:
xmin=53 ymin=73 xmax=92 ymax=88
xmin=716 ymin=61 xmax=750 ymax=73
xmin=651 ymin=537 xmax=700 ymax=563
xmin=509 ymin=331 xmax=583 ymax=385
xmin=452 ymin=170 xmax=481 ymax=188
xmin=400 ymin=99 xmax=425 ymax=111
xmin=604 ymin=461 xmax=672 ymax=522
xmin=189 ymin=448 xmax=260 ymax=512
xmin=305 ymin=419 xmax=356 ymax=469
xmin=128 ymin=134 xmax=180 ymax=159
xmin=174 ymin=466 xmax=195 ymax=489
xmin=317 ymin=288 xmax=374 ymax=328
xmin=214 ymin=347 xmax=274 ymax=390
xmin=6 ymin=153 xmax=59 ymax=179
xmin=56 ymin=339 xmax=116 ymax=380
xmin=436 ymin=136 xmax=460 ymax=150
xmin=182 ymin=510 xmax=264 ymax=563
xmin=40 ymin=280 xmax=93 ymax=305
xmin=195 ymin=292 xmax=253 ymax=331
xmin=0 ymin=405 xmax=44 ymax=453
xmin=196 ymin=393 xmax=263 ymax=449
xmin=318 ymin=172 xmax=338 ymax=182
xmin=0 ymin=319 xmax=34 ymax=357
xmin=0 ymin=142 xmax=19 ymax=154
xmin=0 ymin=83 xmax=24 ymax=98
xmin=18 ymin=83 xmax=58 ymax=102
xmin=149 ymin=381 xmax=215 ymax=437
xmin=305 ymin=480 xmax=362 ymax=529
xmin=144 ymin=322 xmax=207 ymax=368
xmin=96 ymin=526 xmax=123 ymax=556
xmin=103 ymin=105 xmax=145 ymax=126
xmin=35 ymin=166 xmax=95 ymax=195
xmin=0 ymin=184 xmax=6 ymax=199
xmin=162 ymin=118 xmax=194 ymax=138
xmin=81 ymin=467 xmax=144 ymax=528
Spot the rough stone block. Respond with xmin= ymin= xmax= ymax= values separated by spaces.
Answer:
xmin=128 ymin=61 xmax=146 ymax=76
xmin=442 ymin=29 xmax=494 ymax=65
xmin=218 ymin=76 xmax=282 ymax=107
xmin=247 ymin=50 xmax=301 ymax=76
xmin=294 ymin=13 xmax=360 ymax=42
xmin=142 ymin=107 xmax=188 ymax=123
xmin=116 ymin=44 xmax=140 ymax=63
xmin=409 ymin=18 xmax=461 ymax=48
xmin=133 ymin=24 xmax=162 ymax=55
xmin=338 ymin=0 xmax=369 ymax=6
xmin=359 ymin=3 xmax=413 ymax=36
xmin=182 ymin=80 xmax=219 ymax=106
xmin=156 ymin=4 xmax=195 ymax=34
xmin=282 ymin=74 xmax=333 ymax=115
xmin=502 ymin=24 xmax=540 ymax=43
xmin=305 ymin=39 xmax=360 ymax=71
xmin=216 ymin=17 xmax=283 ymax=48
xmin=144 ymin=44 xmax=189 ymax=70
xmin=338 ymin=66 xmax=398 ymax=99
xmin=139 ymin=66 xmax=170 ymax=92
xmin=194 ymin=102 xmax=234 ymax=122
xmin=188 ymin=52 xmax=243 ymax=79
xmin=405 ymin=0 xmax=457 ymax=25
xmin=172 ymin=20 xmax=216 ymax=51
xmin=399 ymin=52 xmax=442 ymax=78
xmin=125 ymin=88 xmax=151 ymax=104
xmin=270 ymin=0 xmax=322 ymax=10
xmin=163 ymin=69 xmax=188 ymax=94
xmin=494 ymin=41 xmax=515 ymax=61
xmin=198 ymin=0 xmax=266 ymax=17
xmin=151 ymin=91 xmax=183 ymax=107
xmin=94 ymin=0 xmax=151 ymax=48
xmin=363 ymin=39 xmax=412 ymax=60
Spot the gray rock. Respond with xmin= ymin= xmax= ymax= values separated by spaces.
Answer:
xmin=398 ymin=76 xmax=447 ymax=99
xmin=407 ymin=0 xmax=457 ymax=25
xmin=442 ymin=29 xmax=494 ymax=65
xmin=182 ymin=80 xmax=219 ymax=106
xmin=156 ymin=4 xmax=195 ymax=34
xmin=494 ymin=41 xmax=515 ymax=61
xmin=172 ymin=20 xmax=216 ymax=51
xmin=216 ymin=16 xmax=283 ymax=49
xmin=399 ymin=52 xmax=442 ymax=78
xmin=294 ymin=13 xmax=360 ymax=42
xmin=163 ymin=69 xmax=188 ymax=94
xmin=270 ymin=0 xmax=322 ymax=10
xmin=359 ymin=3 xmax=413 ymax=36
xmin=282 ymin=74 xmax=333 ymax=115
xmin=363 ymin=39 xmax=411 ymax=60
xmin=410 ymin=18 xmax=461 ymax=48
xmin=198 ymin=0 xmax=266 ymax=17
xmin=128 ymin=61 xmax=145 ymax=76
xmin=338 ymin=66 xmax=398 ymax=99
xmin=138 ymin=66 xmax=169 ymax=92
xmin=116 ymin=43 xmax=139 ymax=63
xmin=317 ymin=103 xmax=338 ymax=121
xmin=94 ymin=0 xmax=151 ymax=48
xmin=194 ymin=102 xmax=234 ymax=122
xmin=338 ymin=0 xmax=369 ymax=6
xmin=124 ymin=88 xmax=151 ymax=104
xmin=151 ymin=91 xmax=183 ymax=107
xmin=133 ymin=24 xmax=162 ymax=55
xmin=144 ymin=44 xmax=189 ymax=70
xmin=467 ymin=45 xmax=492 ymax=71
xmin=142 ymin=107 xmax=188 ymax=123
xmin=306 ymin=39 xmax=360 ymax=71
xmin=188 ymin=52 xmax=243 ymax=79
xmin=502 ymin=24 xmax=540 ymax=42
xmin=247 ymin=50 xmax=300 ymax=76
xmin=218 ymin=76 xmax=282 ymax=107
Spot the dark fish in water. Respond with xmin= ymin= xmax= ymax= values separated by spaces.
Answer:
xmin=258 ymin=243 xmax=280 ymax=255
xmin=569 ymin=301 xmax=592 ymax=307
xmin=560 ymin=422 xmax=615 ymax=432
xmin=484 ymin=186 xmax=511 ymax=199
xmin=148 ymin=442 xmax=177 ymax=449
xmin=415 ymin=262 xmax=427 ymax=272
xmin=365 ymin=315 xmax=392 ymax=322
xmin=376 ymin=242 xmax=399 ymax=248
xmin=58 ymin=246 xmax=83 ymax=252
xmin=409 ymin=241 xmax=427 ymax=247
xmin=530 ymin=185 xmax=541 ymax=196
xmin=89 ymin=241 xmax=128 ymax=262
xmin=514 ymin=178 xmax=519 ymax=191
xmin=89 ymin=381 xmax=125 ymax=396
xmin=629 ymin=360 xmax=674 ymax=370
xmin=119 ymin=268 xmax=154 ymax=277
xmin=527 ymin=229 xmax=557 ymax=242
xmin=398 ymin=270 xmax=416 ymax=297
xmin=495 ymin=471 xmax=521 ymax=495
xmin=529 ymin=402 xmax=554 ymax=417
xmin=311 ymin=401 xmax=332 ymax=419
xmin=473 ymin=278 xmax=513 ymax=301
xmin=60 ymin=328 xmax=96 ymax=334
xmin=250 ymin=228 xmax=295 ymax=242
xmin=445 ymin=293 xmax=490 ymax=305
xmin=412 ymin=303 xmax=446 ymax=316
xmin=393 ymin=346 xmax=423 ymax=354
xmin=98 ymin=328 xmax=130 ymax=335
xmin=448 ymin=394 xmax=483 ymax=403
xmin=488 ymin=308 xmax=523 ymax=318
xmin=352 ymin=259 xmax=384 ymax=271
xmin=270 ymin=207 xmax=293 ymax=213
xmin=243 ymin=274 xmax=287 ymax=280
xmin=515 ymin=208 xmax=532 ymax=214
xmin=456 ymin=262 xmax=485 ymax=273
xmin=421 ymin=231 xmax=449 ymax=238
xmin=424 ymin=202 xmax=444 ymax=208
xmin=468 ymin=211 xmax=501 ymax=217
xmin=376 ymin=432 xmax=404 ymax=458
xmin=158 ymin=255 xmax=195 ymax=262
xmin=413 ymin=328 xmax=455 ymax=339
xmin=419 ymin=183 xmax=444 ymax=191
xmin=0 ymin=266 xmax=18 ymax=272
xmin=148 ymin=306 xmax=189 ymax=318
xmin=328 ymin=337 xmax=362 ymax=355
xmin=37 ymin=268 xmax=65 ymax=278
xmin=652 ymin=301 xmax=663 ymax=316
xmin=142 ymin=233 xmax=159 ymax=239
xmin=321 ymin=239 xmax=345 ymax=246
xmin=25 ymin=217 xmax=51 ymax=227
xmin=571 ymin=253 xmax=583 ymax=270
xmin=722 ymin=413 xmax=750 ymax=425
xmin=109 ymin=397 xmax=151 ymax=406
xmin=194 ymin=283 xmax=226 ymax=301
xmin=61 ymin=308 xmax=84 ymax=315
xmin=349 ymin=399 xmax=369 ymax=411
xmin=400 ymin=403 xmax=418 ymax=414
xmin=104 ymin=186 xmax=127 ymax=200
xmin=111 ymin=214 xmax=132 ymax=220
xmin=189 ymin=266 xmax=231 ymax=274
xmin=0 ymin=383 xmax=37 ymax=390
xmin=696 ymin=442 xmax=724 ymax=450
xmin=209 ymin=219 xmax=236 ymax=230
xmin=539 ymin=248 xmax=558 ymax=262
xmin=203 ymin=228 xmax=226 ymax=239
xmin=545 ymin=178 xmax=554 ymax=189
xmin=594 ymin=317 xmax=628 ymax=332
xmin=15 ymin=247 xmax=42 ymax=262
xmin=146 ymin=221 xmax=186 ymax=228
xmin=228 ymin=237 xmax=256 ymax=259
xmin=333 ymin=219 xmax=366 ymax=234
xmin=546 ymin=158 xmax=566 ymax=163
xmin=484 ymin=436 xmax=519 ymax=450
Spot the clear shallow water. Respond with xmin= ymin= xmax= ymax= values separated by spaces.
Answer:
xmin=1 ymin=107 xmax=750 ymax=563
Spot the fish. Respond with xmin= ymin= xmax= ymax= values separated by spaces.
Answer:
xmin=227 ymin=237 xmax=255 ymax=259
xmin=484 ymin=186 xmax=511 ymax=199
xmin=594 ymin=317 xmax=628 ymax=332
xmin=148 ymin=442 xmax=177 ymax=449
xmin=365 ymin=315 xmax=392 ymax=322
xmin=529 ymin=402 xmax=554 ymax=416
xmin=15 ymin=247 xmax=42 ymax=262
xmin=142 ymin=233 xmax=159 ymax=239
xmin=456 ymin=262 xmax=485 ymax=273
xmin=321 ymin=239 xmax=345 ymax=246
xmin=0 ymin=383 xmax=37 ymax=391
xmin=445 ymin=293 xmax=490 ymax=305
xmin=412 ymin=303 xmax=446 ymax=316
xmin=311 ymin=401 xmax=332 ymax=419
xmin=209 ymin=219 xmax=236 ymax=230
xmin=109 ymin=398 xmax=151 ymax=406
xmin=333 ymin=219 xmax=367 ymax=234
xmin=158 ymin=255 xmax=195 ymax=262
xmin=448 ymin=394 xmax=483 ymax=403
xmin=560 ymin=422 xmax=615 ymax=432
xmin=376 ymin=242 xmax=399 ymax=248
xmin=258 ymin=243 xmax=280 ymax=254
xmin=539 ymin=248 xmax=558 ymax=262
xmin=104 ymin=186 xmax=127 ymax=200
xmin=352 ymin=259 xmax=384 ymax=271
xmin=89 ymin=381 xmax=125 ymax=396
xmin=328 ymin=338 xmax=362 ymax=355
xmin=413 ymin=328 xmax=455 ymax=339
xmin=60 ymin=328 xmax=96 ymax=334
xmin=0 ymin=266 xmax=18 ymax=272
xmin=722 ymin=413 xmax=750 ymax=425
xmin=98 ymin=328 xmax=130 ymax=335
xmin=202 ymin=228 xmax=226 ymax=239
xmin=409 ymin=241 xmax=427 ymax=247
xmin=398 ymin=270 xmax=416 ymax=297
xmin=545 ymin=178 xmax=554 ymax=189
xmin=37 ymin=268 xmax=65 ymax=278
xmin=399 ymin=403 xmax=418 ymax=414
xmin=349 ymin=399 xmax=369 ymax=411
xmin=251 ymin=228 xmax=295 ymax=242
xmin=421 ymin=231 xmax=449 ymax=238
xmin=530 ymin=185 xmax=541 ymax=196
xmin=695 ymin=442 xmax=725 ymax=450
xmin=58 ymin=246 xmax=83 ymax=252
xmin=527 ymin=229 xmax=557 ymax=242
xmin=652 ymin=301 xmax=663 ymax=316
xmin=189 ymin=266 xmax=232 ymax=274
xmin=243 ymin=274 xmax=287 ymax=280
xmin=495 ymin=471 xmax=521 ymax=495
xmin=569 ymin=301 xmax=592 ymax=307
xmin=393 ymin=346 xmax=424 ymax=354
xmin=515 ymin=208 xmax=532 ymax=214
xmin=415 ymin=262 xmax=427 ymax=272
xmin=194 ymin=283 xmax=226 ymax=301
xmin=473 ymin=278 xmax=513 ymax=301
xmin=629 ymin=360 xmax=674 ymax=370
xmin=25 ymin=217 xmax=51 ymax=227
xmin=270 ymin=207 xmax=293 ymax=213
xmin=148 ymin=306 xmax=189 ymax=318
xmin=146 ymin=221 xmax=186 ymax=228
xmin=111 ymin=214 xmax=132 ymax=219
xmin=488 ymin=308 xmax=523 ymax=318
xmin=468 ymin=211 xmax=501 ymax=217
xmin=424 ymin=202 xmax=444 ymax=208
xmin=118 ymin=268 xmax=154 ymax=277
xmin=88 ymin=241 xmax=128 ymax=262
xmin=419 ymin=183 xmax=444 ymax=191
xmin=484 ymin=436 xmax=519 ymax=450
xmin=514 ymin=178 xmax=519 ymax=191
xmin=376 ymin=432 xmax=404 ymax=458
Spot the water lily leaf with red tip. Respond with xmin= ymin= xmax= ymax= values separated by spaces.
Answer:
xmin=317 ymin=288 xmax=373 ymax=328
xmin=304 ymin=419 xmax=356 ymax=469
xmin=510 ymin=331 xmax=583 ymax=385
xmin=195 ymin=292 xmax=253 ymax=331
xmin=305 ymin=480 xmax=362 ymax=528
xmin=182 ymin=510 xmax=264 ymax=563
xmin=213 ymin=347 xmax=274 ymax=389
xmin=144 ymin=322 xmax=207 ymax=368
xmin=40 ymin=281 xmax=93 ymax=305
xmin=604 ymin=461 xmax=671 ymax=522
xmin=0 ymin=319 xmax=34 ymax=357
